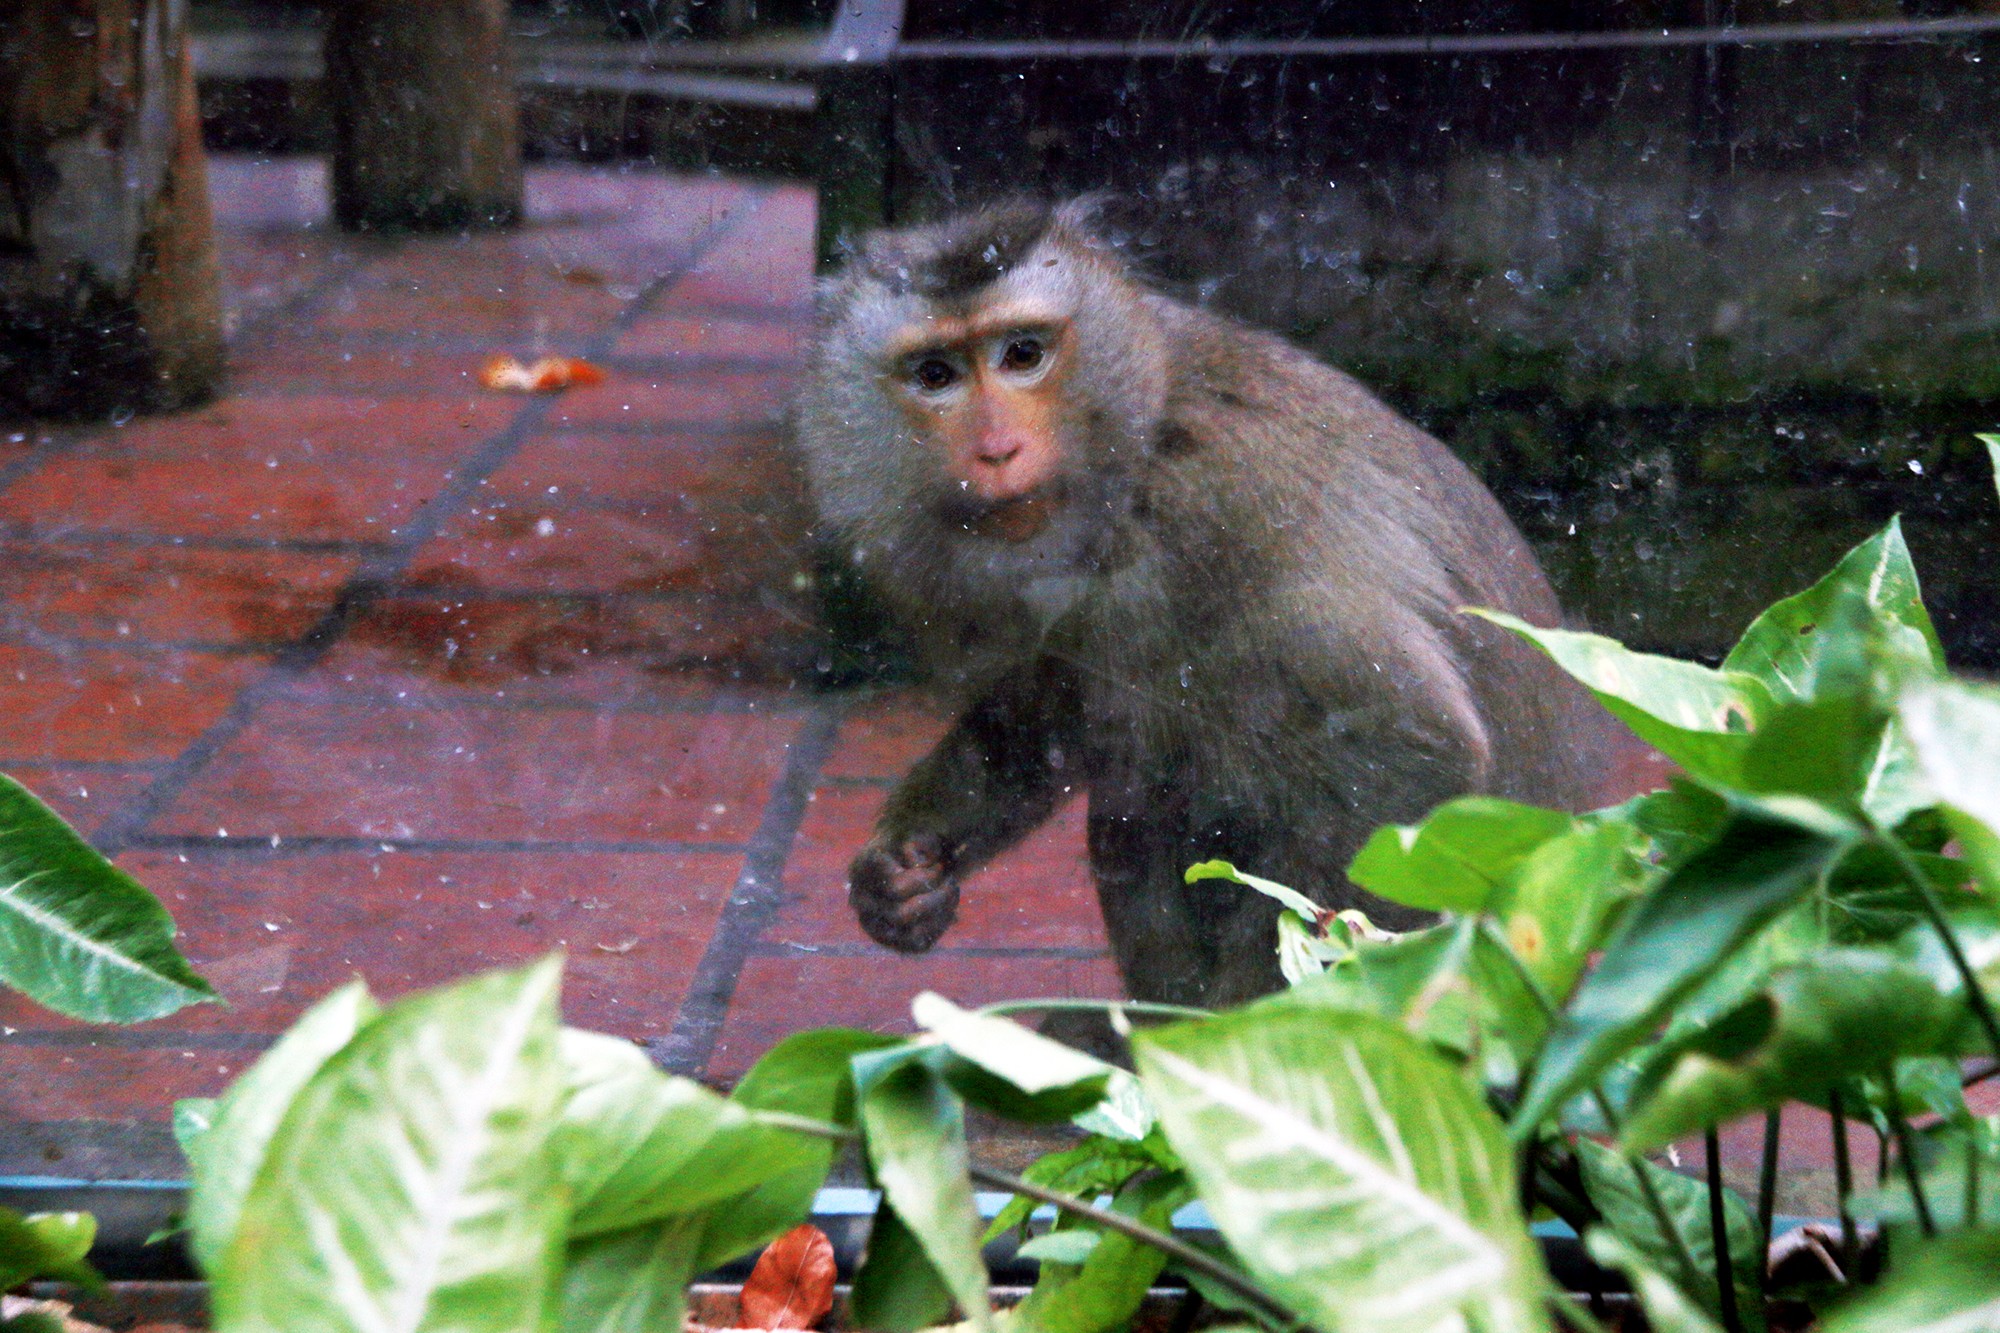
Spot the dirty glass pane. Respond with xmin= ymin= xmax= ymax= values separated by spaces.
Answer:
xmin=0 ymin=0 xmax=1994 ymax=1273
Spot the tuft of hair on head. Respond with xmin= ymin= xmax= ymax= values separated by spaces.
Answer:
xmin=861 ymin=199 xmax=1066 ymax=302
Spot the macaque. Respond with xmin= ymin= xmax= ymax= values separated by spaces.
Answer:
xmin=797 ymin=200 xmax=1610 ymax=1010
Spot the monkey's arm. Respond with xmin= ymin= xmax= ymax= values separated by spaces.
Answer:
xmin=850 ymin=659 xmax=1083 ymax=952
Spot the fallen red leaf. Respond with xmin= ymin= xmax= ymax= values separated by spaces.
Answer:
xmin=738 ymin=1224 xmax=836 ymax=1330
xmin=478 ymin=354 xmax=607 ymax=393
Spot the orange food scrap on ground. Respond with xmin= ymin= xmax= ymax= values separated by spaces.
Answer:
xmin=736 ymin=1224 xmax=837 ymax=1330
xmin=478 ymin=354 xmax=608 ymax=392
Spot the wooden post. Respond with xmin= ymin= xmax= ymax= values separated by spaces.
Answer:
xmin=0 ymin=0 xmax=224 ymax=419
xmin=326 ymin=0 xmax=523 ymax=232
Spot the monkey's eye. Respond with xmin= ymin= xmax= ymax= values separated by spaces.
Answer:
xmin=1000 ymin=337 xmax=1046 ymax=372
xmin=911 ymin=357 xmax=958 ymax=392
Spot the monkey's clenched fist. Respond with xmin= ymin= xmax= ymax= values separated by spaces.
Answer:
xmin=798 ymin=200 xmax=1612 ymax=1008
xmin=849 ymin=832 xmax=960 ymax=953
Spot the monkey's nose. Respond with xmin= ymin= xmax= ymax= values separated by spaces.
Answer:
xmin=975 ymin=438 xmax=1022 ymax=466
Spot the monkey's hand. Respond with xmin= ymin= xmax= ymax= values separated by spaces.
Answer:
xmin=849 ymin=832 xmax=960 ymax=952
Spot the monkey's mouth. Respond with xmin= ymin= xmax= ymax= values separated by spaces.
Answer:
xmin=937 ymin=483 xmax=1066 ymax=543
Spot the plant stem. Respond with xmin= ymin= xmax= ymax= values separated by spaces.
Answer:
xmin=753 ymin=1110 xmax=860 ymax=1141
xmin=1881 ymin=1066 xmax=1937 ymax=1237
xmin=1828 ymin=1085 xmax=1858 ymax=1278
xmin=1968 ymin=1136 xmax=1982 ymax=1228
xmin=978 ymin=998 xmax=1215 ymax=1022
xmin=1756 ymin=1108 xmax=1781 ymax=1255
xmin=1873 ymin=826 xmax=2000 ymax=1059
xmin=965 ymin=1163 xmax=1301 ymax=1329
xmin=1706 ymin=1128 xmax=1744 ymax=1333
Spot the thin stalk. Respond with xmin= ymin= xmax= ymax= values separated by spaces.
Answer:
xmin=1479 ymin=919 xmax=1711 ymax=1302
xmin=1706 ymin=1128 xmax=1744 ymax=1333
xmin=1828 ymin=1086 xmax=1858 ymax=1278
xmin=978 ymin=998 xmax=1215 ymax=1022
xmin=1756 ymin=1108 xmax=1782 ymax=1255
xmin=753 ymin=1110 xmax=860 ymax=1140
xmin=1968 ymin=1136 xmax=1982 ymax=1229
xmin=966 ymin=1163 xmax=1300 ymax=1329
xmin=1873 ymin=826 xmax=2000 ymax=1059
xmin=1882 ymin=1066 xmax=1937 ymax=1237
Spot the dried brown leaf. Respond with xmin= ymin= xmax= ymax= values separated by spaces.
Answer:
xmin=738 ymin=1223 xmax=836 ymax=1330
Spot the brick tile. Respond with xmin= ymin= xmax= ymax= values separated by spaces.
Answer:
xmin=0 ymin=397 xmax=512 ymax=544
xmin=478 ymin=428 xmax=800 ymax=509
xmin=0 ymin=1045 xmax=240 ymax=1123
xmin=207 ymin=154 xmax=330 ymax=229
xmin=0 ymin=643 xmax=263 ymax=764
xmin=666 ymin=185 xmax=816 ymax=312
xmin=317 ymin=263 xmax=630 ymax=339
xmin=0 ymin=540 xmax=358 ymax=646
xmin=543 ymin=371 xmax=794 ymax=431
xmin=523 ymin=168 xmax=751 ymax=248
xmin=304 ymin=593 xmax=822 ymax=702
xmin=152 ymin=702 xmax=801 ymax=844
xmin=2 ymin=766 xmax=159 ymax=836
xmin=0 ymin=846 xmax=739 ymax=1040
xmin=706 ymin=951 xmax=1123 ymax=1083
xmin=823 ymin=693 xmax=955 ymax=780
xmin=769 ymin=790 xmax=1104 ymax=952
xmin=611 ymin=312 xmax=808 ymax=362
xmin=228 ymin=338 xmax=489 ymax=397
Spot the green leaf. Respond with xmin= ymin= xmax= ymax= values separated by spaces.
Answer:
xmin=0 ymin=773 xmax=216 ymax=1022
xmin=1489 ymin=818 xmax=1648 ymax=1002
xmin=554 ymin=1028 xmax=821 ymax=1238
xmin=982 ymin=1136 xmax=1162 ymax=1244
xmin=1133 ymin=1005 xmax=1552 ymax=1333
xmin=0 ymin=1207 xmax=101 ymax=1290
xmin=1584 ymin=1229 xmax=1723 ymax=1333
xmin=1903 ymin=679 xmax=2000 ymax=900
xmin=849 ymin=1199 xmax=958 ymax=1333
xmin=914 ymin=993 xmax=1113 ymax=1123
xmin=173 ymin=1097 xmax=217 ymax=1162
xmin=1184 ymin=861 xmax=1323 ymax=919
xmin=213 ymin=956 xmax=565 ymax=1333
xmin=1010 ymin=1172 xmax=1191 ymax=1333
xmin=1724 ymin=518 xmax=1945 ymax=701
xmin=1511 ymin=810 xmax=1849 ymax=1136
xmin=1015 ymin=1230 xmax=1102 ymax=1265
xmin=855 ymin=1051 xmax=991 ymax=1331
xmin=555 ymin=1214 xmax=703 ymax=1333
xmin=1576 ymin=1140 xmax=1762 ymax=1331
xmin=1817 ymin=1228 xmax=2000 ymax=1333
xmin=1619 ymin=949 xmax=1958 ymax=1152
xmin=695 ymin=1027 xmax=903 ymax=1271
xmin=185 ymin=979 xmax=376 ymax=1275
xmin=1632 ymin=782 xmax=1732 ymax=866
xmin=1346 ymin=798 xmax=1577 ymax=914
xmin=1469 ymin=611 xmax=1767 ymax=786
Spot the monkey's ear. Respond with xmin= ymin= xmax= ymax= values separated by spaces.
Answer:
xmin=1053 ymin=193 xmax=1118 ymax=247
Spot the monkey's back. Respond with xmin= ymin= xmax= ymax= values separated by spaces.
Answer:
xmin=1092 ymin=297 xmax=1611 ymax=830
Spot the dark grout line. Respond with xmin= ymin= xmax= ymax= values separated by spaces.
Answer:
xmin=0 ymin=628 xmax=292 ymax=659
xmin=258 ymin=686 xmax=815 ymax=719
xmin=87 ymin=186 xmax=776 ymax=861
xmin=119 ymin=833 xmax=753 ymax=857
xmin=0 ymin=1030 xmax=279 ymax=1051
xmin=646 ymin=699 xmax=845 ymax=1079
xmin=752 ymin=942 xmax=1113 ymax=961
xmin=0 ymin=525 xmax=392 ymax=557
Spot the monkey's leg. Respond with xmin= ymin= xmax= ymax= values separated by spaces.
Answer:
xmin=850 ymin=660 xmax=1083 ymax=953
xmin=1083 ymin=794 xmax=1226 ymax=1008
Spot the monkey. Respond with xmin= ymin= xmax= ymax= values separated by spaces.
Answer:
xmin=795 ymin=199 xmax=1613 ymax=1012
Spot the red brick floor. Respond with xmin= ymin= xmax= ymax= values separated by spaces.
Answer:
xmin=0 ymin=156 xmax=1779 ymax=1206
xmin=0 ymin=157 xmax=1122 ymax=1179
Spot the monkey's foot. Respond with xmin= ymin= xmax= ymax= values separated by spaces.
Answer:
xmin=849 ymin=834 xmax=960 ymax=952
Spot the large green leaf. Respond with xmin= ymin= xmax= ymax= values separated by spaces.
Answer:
xmin=0 ymin=773 xmax=215 ymax=1022
xmin=1489 ymin=818 xmax=1648 ymax=1002
xmin=1469 ymin=612 xmax=1767 ymax=786
xmin=1576 ymin=1140 xmax=1762 ymax=1331
xmin=185 ymin=980 xmax=377 ymax=1275
xmin=1346 ymin=798 xmax=1577 ymax=914
xmin=913 ymin=993 xmax=1113 ymax=1123
xmin=1583 ymin=1229 xmax=1723 ymax=1333
xmin=1818 ymin=1228 xmax=2000 ymax=1332
xmin=695 ymin=1027 xmax=903 ymax=1271
xmin=1903 ymin=679 xmax=2000 ymax=899
xmin=1185 ymin=860 xmax=1324 ymax=919
xmin=0 ymin=1207 xmax=101 ymax=1290
xmin=1132 ymin=1005 xmax=1551 ymax=1333
xmin=1724 ymin=518 xmax=1945 ymax=702
xmin=213 ymin=956 xmax=565 ymax=1333
xmin=1010 ymin=1172 xmax=1191 ymax=1333
xmin=855 ymin=1051 xmax=991 ymax=1331
xmin=1620 ymin=949 xmax=1958 ymax=1152
xmin=554 ymin=1028 xmax=820 ymax=1239
xmin=1511 ymin=810 xmax=1849 ymax=1136
xmin=555 ymin=1214 xmax=704 ymax=1333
